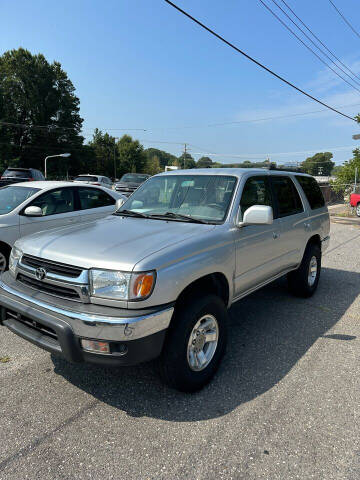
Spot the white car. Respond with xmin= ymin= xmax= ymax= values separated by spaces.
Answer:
xmin=73 ymin=174 xmax=113 ymax=189
xmin=0 ymin=181 xmax=125 ymax=272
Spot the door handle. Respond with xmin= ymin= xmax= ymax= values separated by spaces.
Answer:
xmin=304 ymin=222 xmax=311 ymax=229
xmin=273 ymin=232 xmax=279 ymax=239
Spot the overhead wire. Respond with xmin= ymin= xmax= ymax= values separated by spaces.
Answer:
xmin=328 ymin=0 xmax=360 ymax=41
xmin=163 ymin=0 xmax=356 ymax=122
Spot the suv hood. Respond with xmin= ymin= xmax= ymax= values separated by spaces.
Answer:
xmin=16 ymin=215 xmax=215 ymax=271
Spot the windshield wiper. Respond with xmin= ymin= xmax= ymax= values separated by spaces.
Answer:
xmin=149 ymin=211 xmax=210 ymax=224
xmin=114 ymin=209 xmax=150 ymax=218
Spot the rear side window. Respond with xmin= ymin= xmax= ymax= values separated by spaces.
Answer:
xmin=240 ymin=176 xmax=272 ymax=217
xmin=77 ymin=187 xmax=115 ymax=210
xmin=2 ymin=169 xmax=31 ymax=178
xmin=295 ymin=176 xmax=325 ymax=210
xmin=271 ymin=176 xmax=303 ymax=218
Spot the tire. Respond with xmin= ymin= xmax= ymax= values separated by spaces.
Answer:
xmin=287 ymin=243 xmax=321 ymax=298
xmin=0 ymin=247 xmax=9 ymax=274
xmin=356 ymin=203 xmax=360 ymax=217
xmin=159 ymin=294 xmax=228 ymax=392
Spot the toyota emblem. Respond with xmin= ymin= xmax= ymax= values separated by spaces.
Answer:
xmin=35 ymin=267 xmax=47 ymax=281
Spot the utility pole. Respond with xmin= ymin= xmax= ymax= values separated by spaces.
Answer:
xmin=183 ymin=143 xmax=187 ymax=169
xmin=113 ymin=137 xmax=120 ymax=180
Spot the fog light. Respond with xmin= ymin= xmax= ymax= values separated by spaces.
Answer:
xmin=81 ymin=339 xmax=110 ymax=354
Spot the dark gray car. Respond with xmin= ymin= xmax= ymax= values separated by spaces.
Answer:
xmin=114 ymin=173 xmax=150 ymax=196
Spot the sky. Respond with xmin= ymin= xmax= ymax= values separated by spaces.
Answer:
xmin=1 ymin=0 xmax=360 ymax=166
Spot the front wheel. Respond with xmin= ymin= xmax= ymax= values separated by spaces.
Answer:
xmin=0 ymin=248 xmax=9 ymax=274
xmin=287 ymin=243 xmax=321 ymax=298
xmin=159 ymin=295 xmax=228 ymax=392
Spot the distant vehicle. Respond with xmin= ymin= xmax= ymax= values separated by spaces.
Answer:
xmin=73 ymin=174 xmax=113 ymax=189
xmin=0 ymin=168 xmax=45 ymax=187
xmin=0 ymin=181 xmax=125 ymax=272
xmin=350 ymin=189 xmax=360 ymax=216
xmin=114 ymin=173 xmax=150 ymax=197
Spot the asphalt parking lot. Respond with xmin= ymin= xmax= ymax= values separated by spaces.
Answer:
xmin=0 ymin=222 xmax=359 ymax=480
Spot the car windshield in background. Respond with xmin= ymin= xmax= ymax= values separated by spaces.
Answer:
xmin=2 ymin=169 xmax=31 ymax=178
xmin=120 ymin=174 xmax=149 ymax=183
xmin=74 ymin=176 xmax=98 ymax=182
xmin=0 ymin=186 xmax=40 ymax=215
xmin=117 ymin=174 xmax=237 ymax=223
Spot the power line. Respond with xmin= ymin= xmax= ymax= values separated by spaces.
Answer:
xmin=0 ymin=120 xmax=147 ymax=132
xmin=279 ymin=0 xmax=360 ymax=82
xmin=259 ymin=0 xmax=360 ymax=93
xmin=328 ymin=0 xmax=360 ymax=41
xmin=163 ymin=0 xmax=356 ymax=122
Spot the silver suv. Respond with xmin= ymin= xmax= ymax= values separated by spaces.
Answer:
xmin=0 ymin=169 xmax=330 ymax=392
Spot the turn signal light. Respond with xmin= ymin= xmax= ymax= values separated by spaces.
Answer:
xmin=81 ymin=339 xmax=110 ymax=354
xmin=132 ymin=272 xmax=154 ymax=298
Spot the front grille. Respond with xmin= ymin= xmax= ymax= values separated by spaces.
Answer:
xmin=21 ymin=255 xmax=83 ymax=278
xmin=5 ymin=308 xmax=58 ymax=340
xmin=17 ymin=274 xmax=81 ymax=300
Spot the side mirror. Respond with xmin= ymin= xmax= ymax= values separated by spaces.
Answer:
xmin=237 ymin=205 xmax=273 ymax=227
xmin=115 ymin=197 xmax=125 ymax=210
xmin=23 ymin=206 xmax=43 ymax=217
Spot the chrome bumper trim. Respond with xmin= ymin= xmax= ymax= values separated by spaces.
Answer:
xmin=0 ymin=280 xmax=173 ymax=340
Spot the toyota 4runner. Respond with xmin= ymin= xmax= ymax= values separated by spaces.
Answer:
xmin=0 ymin=169 xmax=330 ymax=392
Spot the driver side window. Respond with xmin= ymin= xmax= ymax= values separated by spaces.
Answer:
xmin=240 ymin=176 xmax=272 ymax=218
xmin=31 ymin=188 xmax=75 ymax=216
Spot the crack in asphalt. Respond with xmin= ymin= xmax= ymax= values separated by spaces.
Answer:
xmin=0 ymin=399 xmax=99 ymax=472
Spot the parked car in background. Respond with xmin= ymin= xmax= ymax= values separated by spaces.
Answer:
xmin=0 ymin=168 xmax=45 ymax=187
xmin=114 ymin=173 xmax=150 ymax=196
xmin=0 ymin=181 xmax=125 ymax=272
xmin=350 ymin=188 xmax=360 ymax=216
xmin=0 ymin=169 xmax=329 ymax=392
xmin=73 ymin=174 xmax=113 ymax=189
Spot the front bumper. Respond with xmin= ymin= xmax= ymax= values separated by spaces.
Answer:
xmin=0 ymin=278 xmax=173 ymax=366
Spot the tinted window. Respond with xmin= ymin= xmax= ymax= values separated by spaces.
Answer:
xmin=271 ymin=176 xmax=303 ymax=218
xmin=31 ymin=188 xmax=75 ymax=216
xmin=296 ymin=176 xmax=325 ymax=209
xmin=240 ymin=176 xmax=272 ymax=217
xmin=2 ymin=169 xmax=31 ymax=179
xmin=120 ymin=174 xmax=149 ymax=183
xmin=0 ymin=186 xmax=40 ymax=215
xmin=74 ymin=176 xmax=98 ymax=182
xmin=78 ymin=187 xmax=115 ymax=210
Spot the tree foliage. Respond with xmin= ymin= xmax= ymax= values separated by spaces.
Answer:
xmin=196 ymin=156 xmax=213 ymax=168
xmin=0 ymin=48 xmax=84 ymax=176
xmin=116 ymin=135 xmax=146 ymax=177
xmin=177 ymin=153 xmax=196 ymax=169
xmin=332 ymin=149 xmax=360 ymax=188
xmin=144 ymin=148 xmax=177 ymax=170
xmin=300 ymin=152 xmax=334 ymax=176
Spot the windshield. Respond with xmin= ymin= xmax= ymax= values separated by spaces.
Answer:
xmin=2 ymin=169 xmax=31 ymax=179
xmin=119 ymin=174 xmax=149 ymax=183
xmin=0 ymin=186 xmax=40 ymax=215
xmin=74 ymin=176 xmax=98 ymax=182
xmin=117 ymin=174 xmax=237 ymax=223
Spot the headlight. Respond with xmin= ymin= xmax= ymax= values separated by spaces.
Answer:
xmin=90 ymin=269 xmax=155 ymax=301
xmin=9 ymin=246 xmax=22 ymax=275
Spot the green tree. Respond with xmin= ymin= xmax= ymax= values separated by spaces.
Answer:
xmin=0 ymin=48 xmax=83 ymax=176
xmin=144 ymin=148 xmax=177 ymax=170
xmin=177 ymin=152 xmax=196 ymax=169
xmin=116 ymin=135 xmax=146 ymax=175
xmin=300 ymin=152 xmax=334 ymax=176
xmin=333 ymin=149 xmax=360 ymax=188
xmin=196 ymin=156 xmax=213 ymax=168
xmin=88 ymin=129 xmax=117 ymax=178
xmin=145 ymin=155 xmax=161 ymax=175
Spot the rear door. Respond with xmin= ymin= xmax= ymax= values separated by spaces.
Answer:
xmin=19 ymin=187 xmax=78 ymax=237
xmin=270 ymin=175 xmax=308 ymax=270
xmin=75 ymin=186 xmax=116 ymax=222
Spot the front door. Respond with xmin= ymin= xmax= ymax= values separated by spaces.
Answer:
xmin=233 ymin=175 xmax=283 ymax=297
xmin=19 ymin=187 xmax=78 ymax=237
